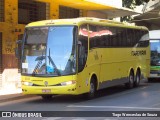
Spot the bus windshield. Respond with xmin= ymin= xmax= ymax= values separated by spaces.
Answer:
xmin=150 ymin=40 xmax=160 ymax=66
xmin=22 ymin=26 xmax=77 ymax=76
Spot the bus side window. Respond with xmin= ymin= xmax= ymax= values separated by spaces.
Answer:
xmin=89 ymin=25 xmax=96 ymax=49
xmin=100 ymin=35 xmax=105 ymax=47
xmin=137 ymin=30 xmax=149 ymax=47
xmin=121 ymin=29 xmax=126 ymax=47
xmin=126 ymin=29 xmax=134 ymax=47
xmin=116 ymin=29 xmax=122 ymax=47
xmin=78 ymin=24 xmax=88 ymax=72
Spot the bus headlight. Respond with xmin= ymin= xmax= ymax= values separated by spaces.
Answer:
xmin=22 ymin=81 xmax=33 ymax=86
xmin=60 ymin=80 xmax=76 ymax=86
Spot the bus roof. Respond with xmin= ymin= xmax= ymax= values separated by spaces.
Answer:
xmin=26 ymin=17 xmax=148 ymax=30
xmin=149 ymin=30 xmax=160 ymax=39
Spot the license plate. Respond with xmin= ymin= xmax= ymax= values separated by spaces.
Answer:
xmin=42 ymin=89 xmax=51 ymax=93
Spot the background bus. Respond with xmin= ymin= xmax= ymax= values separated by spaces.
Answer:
xmin=16 ymin=17 xmax=150 ymax=99
xmin=149 ymin=30 xmax=160 ymax=79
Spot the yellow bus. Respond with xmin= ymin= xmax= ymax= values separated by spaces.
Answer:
xmin=16 ymin=17 xmax=150 ymax=99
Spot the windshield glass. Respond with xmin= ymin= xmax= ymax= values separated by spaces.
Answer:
xmin=150 ymin=40 xmax=160 ymax=66
xmin=22 ymin=26 xmax=77 ymax=76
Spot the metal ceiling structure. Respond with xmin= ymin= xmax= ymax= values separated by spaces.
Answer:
xmin=55 ymin=0 xmax=140 ymax=18
xmin=134 ymin=0 xmax=160 ymax=28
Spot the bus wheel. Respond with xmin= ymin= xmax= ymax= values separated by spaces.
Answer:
xmin=41 ymin=95 xmax=53 ymax=100
xmin=85 ymin=78 xmax=97 ymax=99
xmin=125 ymin=71 xmax=134 ymax=89
xmin=134 ymin=71 xmax=140 ymax=87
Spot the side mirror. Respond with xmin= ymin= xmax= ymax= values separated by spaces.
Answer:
xmin=15 ymin=40 xmax=22 ymax=59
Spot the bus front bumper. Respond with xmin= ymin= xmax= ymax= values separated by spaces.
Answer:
xmin=149 ymin=70 xmax=160 ymax=78
xmin=22 ymin=85 xmax=78 ymax=95
xmin=149 ymin=73 xmax=160 ymax=78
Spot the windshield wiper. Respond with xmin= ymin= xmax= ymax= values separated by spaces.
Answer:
xmin=48 ymin=48 xmax=61 ymax=76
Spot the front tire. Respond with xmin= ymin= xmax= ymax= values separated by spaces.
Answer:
xmin=85 ymin=78 xmax=97 ymax=99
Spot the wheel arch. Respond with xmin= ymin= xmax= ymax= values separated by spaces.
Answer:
xmin=89 ymin=73 xmax=98 ymax=91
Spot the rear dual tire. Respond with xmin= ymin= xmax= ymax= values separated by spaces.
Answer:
xmin=134 ymin=71 xmax=140 ymax=87
xmin=125 ymin=71 xmax=134 ymax=89
xmin=125 ymin=70 xmax=141 ymax=89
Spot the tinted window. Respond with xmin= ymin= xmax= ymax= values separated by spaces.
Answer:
xmin=88 ymin=24 xmax=149 ymax=49
xmin=78 ymin=24 xmax=88 ymax=72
